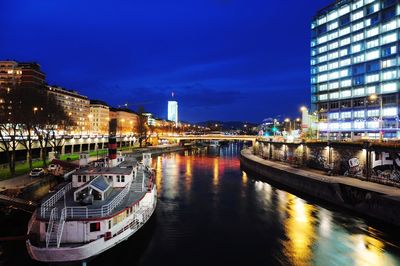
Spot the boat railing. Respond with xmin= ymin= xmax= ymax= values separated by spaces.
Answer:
xmin=56 ymin=208 xmax=67 ymax=248
xmin=40 ymin=182 xmax=72 ymax=218
xmin=64 ymin=182 xmax=132 ymax=219
xmin=45 ymin=208 xmax=58 ymax=248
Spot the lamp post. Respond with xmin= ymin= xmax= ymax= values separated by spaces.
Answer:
xmin=284 ymin=118 xmax=292 ymax=133
xmin=369 ymin=94 xmax=383 ymax=141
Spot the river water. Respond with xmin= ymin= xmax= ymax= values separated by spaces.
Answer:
xmin=1 ymin=143 xmax=400 ymax=265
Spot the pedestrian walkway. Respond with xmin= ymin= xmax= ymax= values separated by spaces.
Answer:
xmin=241 ymin=149 xmax=400 ymax=200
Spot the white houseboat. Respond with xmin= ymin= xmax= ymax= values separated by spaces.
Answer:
xmin=26 ymin=153 xmax=157 ymax=263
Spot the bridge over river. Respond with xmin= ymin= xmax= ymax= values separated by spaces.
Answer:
xmin=159 ymin=134 xmax=257 ymax=144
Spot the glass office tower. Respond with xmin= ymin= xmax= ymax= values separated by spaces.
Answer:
xmin=311 ymin=0 xmax=400 ymax=140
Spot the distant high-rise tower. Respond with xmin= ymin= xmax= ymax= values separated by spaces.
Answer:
xmin=168 ymin=92 xmax=178 ymax=127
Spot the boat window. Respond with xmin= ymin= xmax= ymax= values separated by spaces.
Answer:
xmin=121 ymin=175 xmax=125 ymax=182
xmin=108 ymin=220 xmax=112 ymax=229
xmin=78 ymin=176 xmax=82 ymax=182
xmin=83 ymin=176 xmax=87 ymax=182
xmin=117 ymin=175 xmax=120 ymax=182
xmin=90 ymin=222 xmax=101 ymax=232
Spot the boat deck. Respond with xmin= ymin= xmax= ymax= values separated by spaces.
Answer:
xmin=39 ymin=168 xmax=152 ymax=221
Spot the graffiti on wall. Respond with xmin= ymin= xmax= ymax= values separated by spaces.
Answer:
xmin=307 ymin=146 xmax=329 ymax=170
xmin=371 ymin=152 xmax=400 ymax=182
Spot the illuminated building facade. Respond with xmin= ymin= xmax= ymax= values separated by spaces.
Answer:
xmin=311 ymin=0 xmax=400 ymax=139
xmin=168 ymin=101 xmax=178 ymax=126
xmin=0 ymin=60 xmax=45 ymax=90
xmin=89 ymin=100 xmax=110 ymax=135
xmin=109 ymin=108 xmax=138 ymax=135
xmin=47 ymin=86 xmax=90 ymax=133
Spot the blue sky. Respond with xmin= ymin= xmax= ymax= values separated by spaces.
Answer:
xmin=1 ymin=0 xmax=332 ymax=122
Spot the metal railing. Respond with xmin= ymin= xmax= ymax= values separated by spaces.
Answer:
xmin=40 ymin=183 xmax=72 ymax=218
xmin=56 ymin=208 xmax=67 ymax=248
xmin=45 ymin=208 xmax=58 ymax=248
xmin=64 ymin=183 xmax=132 ymax=219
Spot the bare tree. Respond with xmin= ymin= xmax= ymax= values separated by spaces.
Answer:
xmin=136 ymin=106 xmax=149 ymax=147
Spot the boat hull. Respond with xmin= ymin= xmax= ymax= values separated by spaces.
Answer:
xmin=27 ymin=187 xmax=157 ymax=263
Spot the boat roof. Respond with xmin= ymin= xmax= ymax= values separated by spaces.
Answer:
xmin=90 ymin=176 xmax=111 ymax=192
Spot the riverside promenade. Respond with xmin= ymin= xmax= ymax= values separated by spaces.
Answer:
xmin=240 ymin=148 xmax=400 ymax=226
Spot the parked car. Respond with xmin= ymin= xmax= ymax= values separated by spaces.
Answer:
xmin=29 ymin=168 xmax=45 ymax=177
xmin=47 ymin=164 xmax=58 ymax=171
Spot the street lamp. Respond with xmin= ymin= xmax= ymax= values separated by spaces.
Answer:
xmin=284 ymin=118 xmax=291 ymax=132
xmin=369 ymin=94 xmax=383 ymax=141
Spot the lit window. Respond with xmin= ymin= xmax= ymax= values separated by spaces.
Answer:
xmin=328 ymin=21 xmax=338 ymax=31
xmin=352 ymin=10 xmax=364 ymax=21
xmin=328 ymin=31 xmax=338 ymax=41
xmin=366 ymin=27 xmax=379 ymax=38
xmin=367 ymin=86 xmax=376 ymax=94
xmin=353 ymin=110 xmax=365 ymax=118
xmin=383 ymin=107 xmax=398 ymax=117
xmin=366 ymin=38 xmax=379 ymax=49
xmin=339 ymin=27 xmax=351 ymax=36
xmin=353 ymin=54 xmax=365 ymax=63
xmin=330 ymin=92 xmax=339 ymax=99
xmin=366 ymin=50 xmax=379 ymax=61
xmin=367 ymin=121 xmax=379 ymax=129
xmin=353 ymin=32 xmax=364 ymax=42
xmin=340 ymin=69 xmax=349 ymax=77
xmin=353 ymin=88 xmax=365 ymax=96
xmin=329 ymin=112 xmax=339 ymax=119
xmin=366 ymin=74 xmax=380 ymax=83
xmin=340 ymin=48 xmax=348 ymax=57
xmin=318 ymin=64 xmax=328 ymax=72
xmin=318 ymin=35 xmax=328 ymax=44
xmin=341 ymin=79 xmax=352 ymax=87
xmin=329 ymin=82 xmax=339 ymax=90
xmin=341 ymin=112 xmax=352 ymax=119
xmin=382 ymin=70 xmax=397 ymax=81
xmin=328 ymin=41 xmax=339 ymax=50
xmin=340 ymin=58 xmax=351 ymax=67
xmin=318 ymin=74 xmax=328 ymax=82
xmin=328 ymin=61 xmax=338 ymax=70
xmin=354 ymin=121 xmax=365 ymax=129
xmin=318 ymin=16 xmax=327 ymax=25
xmin=341 ymin=122 xmax=352 ymax=130
xmin=382 ymin=33 xmax=397 ymax=44
xmin=340 ymin=37 xmax=351 ymax=46
xmin=327 ymin=11 xmax=338 ymax=21
xmin=381 ymin=83 xmax=397 ymax=93
xmin=328 ymin=71 xmax=339 ymax=79
xmin=367 ymin=109 xmax=380 ymax=117
xmin=352 ymin=21 xmax=364 ymax=31
xmin=319 ymin=55 xmax=328 ymax=63
xmin=382 ymin=20 xmax=397 ymax=33
xmin=352 ymin=43 xmax=362 ymax=53
xmin=341 ymin=90 xmax=351 ymax=98
xmin=318 ymin=45 xmax=328 ymax=53
xmin=352 ymin=0 xmax=363 ymax=10
xmin=319 ymin=94 xmax=328 ymax=100
xmin=319 ymin=84 xmax=328 ymax=91
xmin=381 ymin=58 xmax=397 ymax=68
xmin=339 ymin=5 xmax=350 ymax=16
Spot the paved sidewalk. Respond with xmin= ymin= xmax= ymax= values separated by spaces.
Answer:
xmin=242 ymin=149 xmax=400 ymax=199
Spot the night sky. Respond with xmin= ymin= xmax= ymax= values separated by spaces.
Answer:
xmin=1 ymin=0 xmax=332 ymax=123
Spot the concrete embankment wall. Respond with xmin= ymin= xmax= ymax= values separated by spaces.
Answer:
xmin=240 ymin=149 xmax=400 ymax=227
